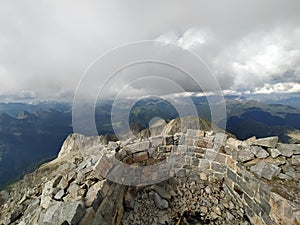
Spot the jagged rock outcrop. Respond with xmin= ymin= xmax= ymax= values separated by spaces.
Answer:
xmin=0 ymin=117 xmax=299 ymax=225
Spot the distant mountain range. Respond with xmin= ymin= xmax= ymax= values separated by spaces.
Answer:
xmin=0 ymin=93 xmax=299 ymax=188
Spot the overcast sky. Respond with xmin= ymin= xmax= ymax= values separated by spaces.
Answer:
xmin=0 ymin=0 xmax=300 ymax=101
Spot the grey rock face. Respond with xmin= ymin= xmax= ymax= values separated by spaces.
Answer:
xmin=43 ymin=202 xmax=86 ymax=225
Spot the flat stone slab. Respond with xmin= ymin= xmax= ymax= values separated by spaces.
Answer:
xmin=252 ymin=136 xmax=278 ymax=148
xmin=277 ymin=144 xmax=294 ymax=157
xmin=250 ymin=161 xmax=281 ymax=180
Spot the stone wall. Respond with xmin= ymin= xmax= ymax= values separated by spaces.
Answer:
xmin=1 ymin=124 xmax=300 ymax=225
xmin=104 ymin=128 xmax=300 ymax=225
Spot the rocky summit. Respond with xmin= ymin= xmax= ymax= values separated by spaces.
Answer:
xmin=0 ymin=117 xmax=300 ymax=225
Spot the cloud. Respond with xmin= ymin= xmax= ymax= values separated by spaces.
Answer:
xmin=0 ymin=0 xmax=299 ymax=101
xmin=155 ymin=28 xmax=213 ymax=50
xmin=212 ymin=26 xmax=300 ymax=92
xmin=253 ymin=82 xmax=300 ymax=94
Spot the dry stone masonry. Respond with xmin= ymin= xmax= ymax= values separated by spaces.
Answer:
xmin=0 ymin=117 xmax=299 ymax=225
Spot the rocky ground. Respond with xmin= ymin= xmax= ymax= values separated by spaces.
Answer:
xmin=122 ymin=175 xmax=250 ymax=225
xmin=0 ymin=117 xmax=299 ymax=225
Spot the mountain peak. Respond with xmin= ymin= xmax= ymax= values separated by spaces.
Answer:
xmin=1 ymin=117 xmax=299 ymax=225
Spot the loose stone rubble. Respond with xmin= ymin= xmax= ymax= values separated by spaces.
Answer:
xmin=0 ymin=117 xmax=299 ymax=225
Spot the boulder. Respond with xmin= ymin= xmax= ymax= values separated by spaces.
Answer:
xmin=270 ymin=148 xmax=281 ymax=158
xmin=250 ymin=161 xmax=281 ymax=180
xmin=43 ymin=202 xmax=86 ymax=225
xmin=226 ymin=138 xmax=247 ymax=151
xmin=252 ymin=136 xmax=278 ymax=148
xmin=250 ymin=146 xmax=269 ymax=158
xmin=126 ymin=141 xmax=150 ymax=154
xmin=291 ymin=155 xmax=300 ymax=166
xmin=277 ymin=144 xmax=294 ymax=157
xmin=234 ymin=149 xmax=255 ymax=162
xmin=132 ymin=151 xmax=148 ymax=163
xmin=41 ymin=179 xmax=57 ymax=209
xmin=84 ymin=180 xmax=105 ymax=209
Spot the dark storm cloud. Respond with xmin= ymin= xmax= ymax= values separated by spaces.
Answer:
xmin=0 ymin=0 xmax=299 ymax=101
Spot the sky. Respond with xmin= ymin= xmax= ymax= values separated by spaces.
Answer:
xmin=0 ymin=0 xmax=300 ymax=102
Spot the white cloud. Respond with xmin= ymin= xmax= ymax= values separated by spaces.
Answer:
xmin=155 ymin=28 xmax=213 ymax=50
xmin=253 ymin=82 xmax=300 ymax=94
xmin=213 ymin=26 xmax=300 ymax=91
xmin=0 ymin=1 xmax=300 ymax=101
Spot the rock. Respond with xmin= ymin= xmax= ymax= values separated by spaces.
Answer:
xmin=132 ymin=151 xmax=148 ymax=163
xmin=278 ymin=173 xmax=292 ymax=180
xmin=108 ymin=141 xmax=118 ymax=150
xmin=200 ymin=172 xmax=208 ymax=181
xmin=176 ymin=169 xmax=186 ymax=178
xmin=250 ymin=146 xmax=269 ymax=158
xmin=126 ymin=141 xmax=150 ymax=154
xmin=244 ymin=158 xmax=262 ymax=167
xmin=158 ymin=213 xmax=169 ymax=225
xmin=153 ymin=192 xmax=169 ymax=209
xmin=227 ymin=138 xmax=247 ymax=151
xmin=226 ymin=211 xmax=235 ymax=220
xmin=43 ymin=202 xmax=86 ymax=225
xmin=234 ymin=149 xmax=255 ymax=162
xmin=43 ymin=202 xmax=62 ymax=225
xmin=291 ymin=155 xmax=300 ymax=166
xmin=124 ymin=191 xmax=134 ymax=209
xmin=149 ymin=136 xmax=164 ymax=148
xmin=284 ymin=171 xmax=298 ymax=180
xmin=64 ymin=183 xmax=83 ymax=201
xmin=245 ymin=136 xmax=256 ymax=145
xmin=277 ymin=144 xmax=294 ymax=157
xmin=78 ymin=207 xmax=95 ymax=225
xmin=261 ymin=164 xmax=281 ymax=180
xmin=41 ymin=180 xmax=55 ymax=209
xmin=84 ymin=180 xmax=105 ymax=209
xmin=270 ymin=148 xmax=281 ymax=158
xmin=54 ymin=189 xmax=65 ymax=200
xmin=163 ymin=135 xmax=174 ymax=145
xmin=210 ymin=211 xmax=218 ymax=220
xmin=252 ymin=136 xmax=278 ymax=148
xmin=200 ymin=206 xmax=208 ymax=214
xmin=214 ymin=206 xmax=222 ymax=216
xmin=265 ymin=156 xmax=286 ymax=166
xmin=250 ymin=161 xmax=281 ymax=180
xmin=205 ymin=186 xmax=211 ymax=194
xmin=18 ymin=221 xmax=26 ymax=225
xmin=152 ymin=185 xmax=171 ymax=200
xmin=115 ymin=148 xmax=128 ymax=160
xmin=0 ymin=190 xmax=10 ymax=205
xmin=10 ymin=205 xmax=25 ymax=223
